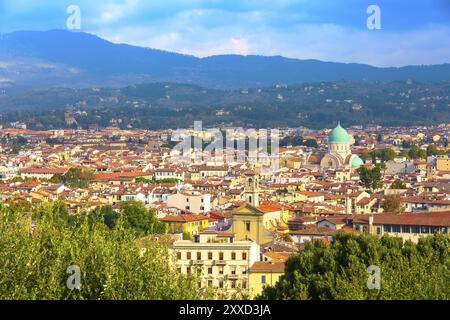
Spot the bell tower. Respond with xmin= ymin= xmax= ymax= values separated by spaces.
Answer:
xmin=244 ymin=170 xmax=260 ymax=207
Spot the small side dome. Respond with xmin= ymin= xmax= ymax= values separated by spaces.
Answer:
xmin=351 ymin=155 xmax=364 ymax=168
xmin=329 ymin=122 xmax=350 ymax=143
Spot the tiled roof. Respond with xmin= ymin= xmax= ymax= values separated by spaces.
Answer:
xmin=250 ymin=261 xmax=285 ymax=273
xmin=353 ymin=211 xmax=450 ymax=227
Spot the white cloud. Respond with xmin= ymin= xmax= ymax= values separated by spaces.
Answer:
xmin=93 ymin=16 xmax=450 ymax=67
xmin=3 ymin=1 xmax=429 ymax=67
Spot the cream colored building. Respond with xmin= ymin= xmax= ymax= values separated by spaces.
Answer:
xmin=166 ymin=190 xmax=212 ymax=214
xmin=173 ymin=232 xmax=260 ymax=297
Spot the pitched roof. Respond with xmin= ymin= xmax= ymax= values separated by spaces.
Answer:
xmin=250 ymin=261 xmax=285 ymax=273
xmin=353 ymin=211 xmax=450 ymax=227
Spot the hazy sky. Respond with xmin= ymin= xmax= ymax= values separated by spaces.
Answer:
xmin=1 ymin=0 xmax=450 ymax=66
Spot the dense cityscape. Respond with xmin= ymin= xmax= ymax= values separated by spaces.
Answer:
xmin=1 ymin=0 xmax=449 ymax=308
xmin=0 ymin=120 xmax=449 ymax=299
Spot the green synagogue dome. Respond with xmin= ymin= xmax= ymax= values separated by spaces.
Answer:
xmin=329 ymin=122 xmax=350 ymax=143
xmin=351 ymin=155 xmax=364 ymax=168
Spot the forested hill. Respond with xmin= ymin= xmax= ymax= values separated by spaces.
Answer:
xmin=0 ymin=81 xmax=449 ymax=130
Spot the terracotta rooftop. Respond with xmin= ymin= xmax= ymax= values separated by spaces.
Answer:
xmin=250 ymin=261 xmax=285 ymax=273
xmin=352 ymin=211 xmax=450 ymax=227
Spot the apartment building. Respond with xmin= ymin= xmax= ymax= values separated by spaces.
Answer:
xmin=172 ymin=231 xmax=260 ymax=296
xmin=166 ymin=190 xmax=212 ymax=214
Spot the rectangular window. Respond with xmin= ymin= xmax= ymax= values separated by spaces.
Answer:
xmin=208 ymin=280 xmax=213 ymax=288
xmin=177 ymin=252 xmax=181 ymax=259
xmin=197 ymin=252 xmax=201 ymax=260
xmin=261 ymin=275 xmax=266 ymax=284
xmin=208 ymin=252 xmax=213 ymax=260
xmin=208 ymin=267 xmax=213 ymax=275
xmin=219 ymin=252 xmax=224 ymax=260
xmin=421 ymin=226 xmax=430 ymax=234
xmin=401 ymin=225 xmax=410 ymax=233
xmin=231 ymin=252 xmax=236 ymax=260
xmin=376 ymin=227 xmax=381 ymax=235
xmin=219 ymin=280 xmax=224 ymax=289
xmin=246 ymin=222 xmax=251 ymax=232
xmin=242 ymin=252 xmax=247 ymax=260
xmin=187 ymin=252 xmax=191 ymax=260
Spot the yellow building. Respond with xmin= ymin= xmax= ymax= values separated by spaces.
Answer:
xmin=232 ymin=171 xmax=288 ymax=245
xmin=172 ymin=232 xmax=260 ymax=297
xmin=232 ymin=203 xmax=276 ymax=245
xmin=160 ymin=214 xmax=209 ymax=236
xmin=249 ymin=261 xmax=285 ymax=298
xmin=436 ymin=155 xmax=450 ymax=172
xmin=285 ymin=157 xmax=302 ymax=169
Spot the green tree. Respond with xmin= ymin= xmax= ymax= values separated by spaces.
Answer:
xmin=391 ymin=179 xmax=407 ymax=189
xmin=119 ymin=201 xmax=167 ymax=236
xmin=0 ymin=202 xmax=203 ymax=300
xmin=370 ymin=148 xmax=396 ymax=162
xmin=408 ymin=145 xmax=427 ymax=159
xmin=357 ymin=165 xmax=384 ymax=192
xmin=89 ymin=205 xmax=117 ymax=229
xmin=51 ymin=167 xmax=95 ymax=188
xmin=258 ymin=233 xmax=450 ymax=300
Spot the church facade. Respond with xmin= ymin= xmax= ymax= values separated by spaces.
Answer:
xmin=320 ymin=122 xmax=364 ymax=170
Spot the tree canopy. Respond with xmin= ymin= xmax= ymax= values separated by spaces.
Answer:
xmin=357 ymin=164 xmax=384 ymax=192
xmin=51 ymin=167 xmax=94 ymax=188
xmin=0 ymin=202 xmax=200 ymax=300
xmin=258 ymin=232 xmax=450 ymax=300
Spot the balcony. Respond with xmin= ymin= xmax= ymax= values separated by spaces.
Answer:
xmin=214 ymin=260 xmax=226 ymax=266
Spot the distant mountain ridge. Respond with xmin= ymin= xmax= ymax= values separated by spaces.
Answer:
xmin=1 ymin=29 xmax=450 ymax=89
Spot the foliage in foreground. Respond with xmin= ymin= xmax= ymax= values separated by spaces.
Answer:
xmin=0 ymin=203 xmax=204 ymax=300
xmin=258 ymin=232 xmax=450 ymax=300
